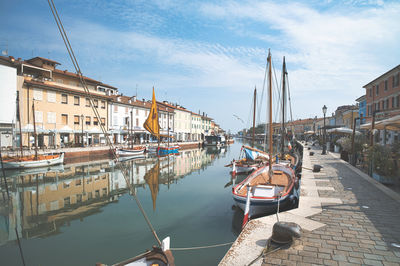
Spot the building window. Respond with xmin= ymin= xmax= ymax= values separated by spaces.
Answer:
xmin=397 ymin=95 xmax=400 ymax=108
xmin=93 ymin=117 xmax=98 ymax=125
xmin=101 ymin=118 xmax=105 ymax=126
xmin=74 ymin=115 xmax=80 ymax=125
xmin=385 ymin=80 xmax=388 ymax=91
xmin=101 ymin=101 xmax=105 ymax=109
xmin=114 ymin=105 xmax=118 ymax=112
xmin=47 ymin=112 xmax=56 ymax=124
xmin=86 ymin=98 xmax=90 ymax=107
xmin=393 ymin=73 xmax=400 ymax=88
xmin=33 ymin=88 xmax=43 ymax=101
xmin=47 ymin=91 xmax=56 ymax=103
xmin=136 ymin=118 xmax=139 ymax=126
xmin=136 ymin=108 xmax=139 ymax=115
xmin=375 ymin=84 xmax=379 ymax=96
xmin=392 ymin=97 xmax=395 ymax=109
xmin=61 ymin=94 xmax=68 ymax=104
xmin=94 ymin=99 xmax=98 ymax=108
xmin=86 ymin=116 xmax=91 ymax=125
xmin=74 ymin=96 xmax=80 ymax=106
xmin=64 ymin=197 xmax=71 ymax=206
xmin=386 ymin=99 xmax=389 ymax=110
xmin=369 ymin=88 xmax=372 ymax=97
xmin=76 ymin=194 xmax=82 ymax=203
xmin=34 ymin=111 xmax=43 ymax=123
xmin=61 ymin=114 xmax=68 ymax=125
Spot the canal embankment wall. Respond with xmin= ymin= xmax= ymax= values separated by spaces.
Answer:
xmin=3 ymin=141 xmax=220 ymax=163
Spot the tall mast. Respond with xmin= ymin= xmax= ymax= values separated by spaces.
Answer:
xmin=268 ymin=50 xmax=273 ymax=174
xmin=252 ymin=87 xmax=256 ymax=147
xmin=280 ymin=56 xmax=286 ymax=157
xmin=32 ymin=101 xmax=38 ymax=160
xmin=130 ymin=110 xmax=133 ymax=149
xmin=16 ymin=92 xmax=23 ymax=157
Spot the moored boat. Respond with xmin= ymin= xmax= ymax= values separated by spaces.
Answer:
xmin=225 ymin=145 xmax=269 ymax=174
xmin=157 ymin=145 xmax=180 ymax=155
xmin=116 ymin=146 xmax=146 ymax=156
xmin=0 ymin=153 xmax=64 ymax=169
xmin=232 ymin=163 xmax=297 ymax=217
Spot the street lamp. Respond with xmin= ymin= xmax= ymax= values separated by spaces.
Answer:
xmin=81 ymin=114 xmax=84 ymax=147
xmin=322 ymin=105 xmax=327 ymax=155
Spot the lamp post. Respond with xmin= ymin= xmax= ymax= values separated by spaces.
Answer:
xmin=81 ymin=114 xmax=84 ymax=147
xmin=322 ymin=105 xmax=327 ymax=155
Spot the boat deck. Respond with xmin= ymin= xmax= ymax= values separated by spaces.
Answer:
xmin=236 ymin=170 xmax=291 ymax=197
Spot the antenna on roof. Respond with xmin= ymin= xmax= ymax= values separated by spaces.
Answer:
xmin=136 ymin=84 xmax=138 ymax=97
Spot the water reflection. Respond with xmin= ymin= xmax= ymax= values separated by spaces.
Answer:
xmin=0 ymin=147 xmax=225 ymax=247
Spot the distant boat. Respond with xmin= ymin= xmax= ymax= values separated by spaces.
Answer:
xmin=1 ymin=99 xmax=64 ymax=169
xmin=1 ymin=153 xmax=64 ymax=170
xmin=143 ymin=88 xmax=180 ymax=156
xmin=116 ymin=146 xmax=146 ymax=156
xmin=157 ymin=145 xmax=180 ymax=155
xmin=225 ymin=145 xmax=270 ymax=174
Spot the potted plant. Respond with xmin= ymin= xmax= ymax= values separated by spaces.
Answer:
xmin=367 ymin=144 xmax=397 ymax=184
xmin=336 ymin=137 xmax=351 ymax=161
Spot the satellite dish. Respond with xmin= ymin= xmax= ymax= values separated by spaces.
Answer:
xmin=2 ymin=50 xmax=8 ymax=56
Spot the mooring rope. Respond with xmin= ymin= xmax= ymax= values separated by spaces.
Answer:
xmin=170 ymin=241 xmax=234 ymax=251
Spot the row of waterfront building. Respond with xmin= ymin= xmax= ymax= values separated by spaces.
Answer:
xmin=241 ymin=64 xmax=400 ymax=145
xmin=0 ymin=55 xmax=225 ymax=149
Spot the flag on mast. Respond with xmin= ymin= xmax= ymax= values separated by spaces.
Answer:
xmin=143 ymin=87 xmax=160 ymax=139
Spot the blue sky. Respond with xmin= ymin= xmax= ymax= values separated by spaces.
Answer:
xmin=1 ymin=0 xmax=399 ymax=132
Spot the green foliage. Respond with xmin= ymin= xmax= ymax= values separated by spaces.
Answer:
xmin=367 ymin=145 xmax=397 ymax=177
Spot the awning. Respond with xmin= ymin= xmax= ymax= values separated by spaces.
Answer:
xmin=360 ymin=114 xmax=400 ymax=131
xmin=327 ymin=127 xmax=361 ymax=135
xmin=88 ymin=127 xmax=102 ymax=134
xmin=58 ymin=125 xmax=73 ymax=133
xmin=21 ymin=124 xmax=49 ymax=133
xmin=304 ymin=130 xmax=315 ymax=135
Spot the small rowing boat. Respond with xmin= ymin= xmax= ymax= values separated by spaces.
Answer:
xmin=116 ymin=146 xmax=146 ymax=156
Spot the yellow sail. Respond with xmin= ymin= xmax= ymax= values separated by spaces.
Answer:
xmin=143 ymin=87 xmax=160 ymax=138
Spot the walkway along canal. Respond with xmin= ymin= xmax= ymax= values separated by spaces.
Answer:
xmin=220 ymin=142 xmax=400 ymax=265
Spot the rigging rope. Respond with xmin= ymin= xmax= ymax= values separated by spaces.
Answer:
xmin=170 ymin=241 xmax=234 ymax=251
xmin=47 ymin=0 xmax=162 ymax=247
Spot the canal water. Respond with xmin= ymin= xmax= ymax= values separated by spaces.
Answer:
xmin=0 ymin=141 xmax=248 ymax=265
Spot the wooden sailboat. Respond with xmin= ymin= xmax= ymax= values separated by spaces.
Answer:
xmin=143 ymin=88 xmax=179 ymax=155
xmin=116 ymin=111 xmax=146 ymax=156
xmin=232 ymin=51 xmax=297 ymax=217
xmin=226 ymin=87 xmax=269 ymax=174
xmin=1 ymin=98 xmax=64 ymax=169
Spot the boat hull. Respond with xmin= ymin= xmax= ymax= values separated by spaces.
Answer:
xmin=117 ymin=147 xmax=146 ymax=156
xmin=157 ymin=146 xmax=180 ymax=155
xmin=233 ymin=192 xmax=292 ymax=217
xmin=1 ymin=153 xmax=64 ymax=169
xmin=232 ymin=164 xmax=297 ymax=217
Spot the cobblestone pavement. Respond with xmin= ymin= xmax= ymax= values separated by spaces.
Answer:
xmin=262 ymin=146 xmax=400 ymax=266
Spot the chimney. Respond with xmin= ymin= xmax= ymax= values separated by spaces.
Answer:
xmin=133 ymin=96 xmax=136 ymax=102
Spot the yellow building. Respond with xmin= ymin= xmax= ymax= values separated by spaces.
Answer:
xmin=8 ymin=56 xmax=118 ymax=147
